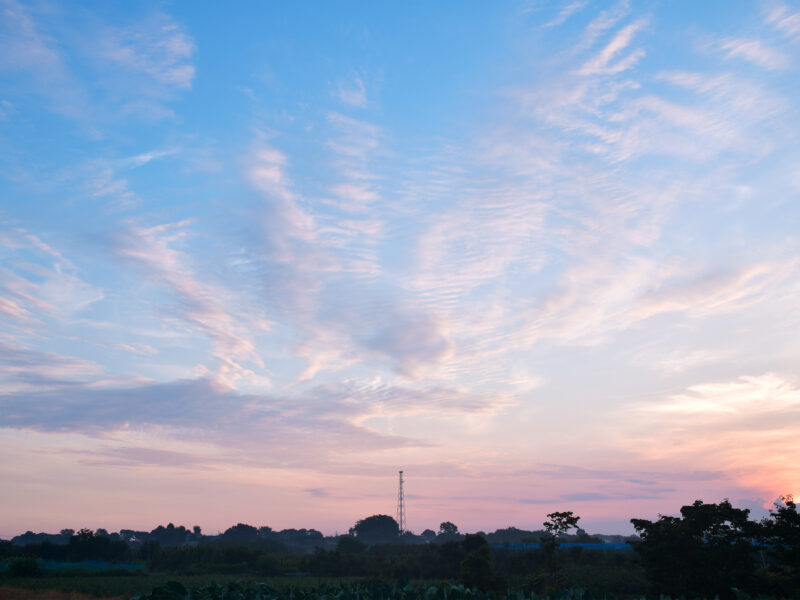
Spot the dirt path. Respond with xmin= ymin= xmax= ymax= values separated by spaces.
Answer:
xmin=0 ymin=587 xmax=125 ymax=600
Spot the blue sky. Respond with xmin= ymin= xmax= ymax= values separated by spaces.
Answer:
xmin=1 ymin=0 xmax=800 ymax=537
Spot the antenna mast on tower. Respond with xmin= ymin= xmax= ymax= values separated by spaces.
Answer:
xmin=396 ymin=470 xmax=406 ymax=534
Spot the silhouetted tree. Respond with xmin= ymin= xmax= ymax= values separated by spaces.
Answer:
xmin=761 ymin=495 xmax=800 ymax=595
xmin=351 ymin=515 xmax=400 ymax=544
xmin=540 ymin=511 xmax=580 ymax=590
xmin=460 ymin=540 xmax=496 ymax=589
xmin=337 ymin=536 xmax=367 ymax=554
xmin=631 ymin=499 xmax=759 ymax=599
xmin=7 ymin=556 xmax=41 ymax=577
xmin=150 ymin=523 xmax=189 ymax=546
xmin=439 ymin=521 xmax=459 ymax=536
xmin=67 ymin=528 xmax=129 ymax=561
xmin=220 ymin=523 xmax=259 ymax=543
xmin=543 ymin=511 xmax=580 ymax=539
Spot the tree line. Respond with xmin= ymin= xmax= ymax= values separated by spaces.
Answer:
xmin=2 ymin=497 xmax=799 ymax=599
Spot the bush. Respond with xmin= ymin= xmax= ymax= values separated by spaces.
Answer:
xmin=7 ymin=556 xmax=42 ymax=577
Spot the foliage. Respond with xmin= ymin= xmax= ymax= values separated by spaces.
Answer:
xmin=542 ymin=512 xmax=580 ymax=539
xmin=5 ymin=497 xmax=800 ymax=599
xmin=0 ymin=573 xmax=291 ymax=597
xmin=147 ymin=524 xmax=190 ymax=547
xmin=439 ymin=522 xmax=459 ymax=536
xmin=145 ymin=544 xmax=291 ymax=575
xmin=760 ymin=495 xmax=800 ymax=595
xmin=221 ymin=523 xmax=260 ymax=543
xmin=420 ymin=529 xmax=437 ymax=542
xmin=458 ymin=536 xmax=503 ymax=590
xmin=6 ymin=556 xmax=42 ymax=577
xmin=128 ymin=580 xmax=632 ymax=600
xmin=337 ymin=536 xmax=367 ymax=555
xmin=66 ymin=528 xmax=131 ymax=562
xmin=350 ymin=515 xmax=400 ymax=544
xmin=539 ymin=512 xmax=581 ymax=591
xmin=631 ymin=499 xmax=760 ymax=599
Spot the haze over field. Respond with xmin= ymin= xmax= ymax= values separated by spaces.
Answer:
xmin=1 ymin=0 xmax=799 ymax=538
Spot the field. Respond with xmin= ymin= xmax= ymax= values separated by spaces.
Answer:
xmin=0 ymin=575 xmax=333 ymax=598
xmin=0 ymin=577 xmax=784 ymax=600
xmin=0 ymin=579 xmax=643 ymax=600
xmin=0 ymin=587 xmax=125 ymax=600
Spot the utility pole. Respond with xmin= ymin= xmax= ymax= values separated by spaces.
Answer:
xmin=396 ymin=470 xmax=406 ymax=534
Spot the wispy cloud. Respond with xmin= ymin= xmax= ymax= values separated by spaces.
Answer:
xmin=100 ymin=15 xmax=196 ymax=89
xmin=573 ymin=0 xmax=631 ymax=53
xmin=0 ymin=227 xmax=103 ymax=331
xmin=336 ymin=76 xmax=367 ymax=107
xmin=71 ymin=446 xmax=215 ymax=470
xmin=364 ymin=313 xmax=453 ymax=379
xmin=109 ymin=220 xmax=270 ymax=388
xmin=2 ymin=0 xmax=799 ymax=534
xmin=0 ymin=0 xmax=88 ymax=118
xmin=0 ymin=2 xmax=195 ymax=125
xmin=392 ymin=3 xmax=798 ymax=392
xmin=243 ymin=131 xmax=456 ymax=382
xmin=710 ymin=37 xmax=788 ymax=70
xmin=543 ymin=0 xmax=590 ymax=28
xmin=625 ymin=373 xmax=800 ymax=499
xmin=323 ymin=112 xmax=383 ymax=216
xmin=578 ymin=18 xmax=647 ymax=75
xmin=630 ymin=260 xmax=797 ymax=320
xmin=0 ymin=99 xmax=14 ymax=119
xmin=114 ymin=343 xmax=158 ymax=357
xmin=0 ymin=342 xmax=104 ymax=392
xmin=0 ymin=377 xmax=428 ymax=469
xmin=764 ymin=3 xmax=800 ymax=39
xmin=84 ymin=149 xmax=175 ymax=210
xmin=0 ymin=370 xmax=521 ymax=479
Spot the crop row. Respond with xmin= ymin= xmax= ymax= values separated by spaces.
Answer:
xmin=129 ymin=580 xmax=704 ymax=600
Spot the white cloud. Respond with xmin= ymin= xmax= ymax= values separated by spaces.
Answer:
xmin=711 ymin=37 xmax=788 ymax=70
xmin=248 ymin=145 xmax=295 ymax=202
xmin=336 ymin=77 xmax=367 ymax=107
xmin=574 ymin=0 xmax=631 ymax=54
xmin=0 ymin=2 xmax=196 ymax=125
xmin=365 ymin=313 xmax=454 ymax=378
xmin=0 ymin=342 xmax=105 ymax=392
xmin=110 ymin=220 xmax=271 ymax=388
xmin=326 ymin=112 xmax=381 ymax=159
xmin=100 ymin=16 xmax=196 ymax=89
xmin=0 ymin=0 xmax=88 ymax=118
xmin=636 ymin=348 xmax=731 ymax=375
xmin=115 ymin=343 xmax=158 ymax=357
xmin=579 ymin=18 xmax=647 ymax=75
xmin=0 ymin=99 xmax=14 ymax=119
xmin=625 ymin=373 xmax=800 ymax=497
xmin=0 ymin=378 xmax=425 ymax=468
xmin=764 ymin=3 xmax=800 ymax=39
xmin=543 ymin=0 xmax=590 ymax=28
xmin=328 ymin=182 xmax=378 ymax=212
xmin=0 ymin=228 xmax=104 ymax=331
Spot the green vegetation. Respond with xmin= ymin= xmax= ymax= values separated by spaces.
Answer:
xmin=125 ymin=581 xmax=620 ymax=600
xmin=0 ymin=574 xmax=339 ymax=597
xmin=2 ymin=498 xmax=799 ymax=599
xmin=6 ymin=556 xmax=42 ymax=577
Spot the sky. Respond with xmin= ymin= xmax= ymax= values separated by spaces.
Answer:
xmin=1 ymin=0 xmax=799 ymax=538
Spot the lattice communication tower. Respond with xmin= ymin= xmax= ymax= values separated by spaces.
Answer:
xmin=396 ymin=470 xmax=406 ymax=533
